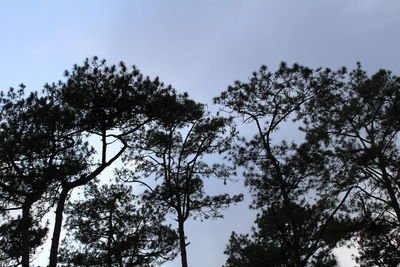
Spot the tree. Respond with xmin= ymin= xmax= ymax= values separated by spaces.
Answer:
xmin=48 ymin=57 xmax=195 ymax=266
xmin=302 ymin=64 xmax=400 ymax=265
xmin=0 ymin=57 xmax=195 ymax=266
xmin=215 ymin=63 xmax=355 ymax=266
xmin=59 ymin=182 xmax=178 ymax=267
xmin=123 ymin=103 xmax=243 ymax=267
xmin=0 ymin=215 xmax=48 ymax=266
xmin=0 ymin=85 xmax=89 ymax=266
xmin=223 ymin=202 xmax=357 ymax=267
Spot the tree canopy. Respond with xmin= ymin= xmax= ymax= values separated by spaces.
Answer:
xmin=216 ymin=63 xmax=400 ymax=266
xmin=59 ymin=182 xmax=178 ymax=267
xmin=0 ymin=58 xmax=399 ymax=267
xmin=122 ymin=103 xmax=243 ymax=267
xmin=302 ymin=65 xmax=400 ymax=266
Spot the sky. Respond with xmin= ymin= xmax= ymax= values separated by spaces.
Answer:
xmin=0 ymin=0 xmax=399 ymax=266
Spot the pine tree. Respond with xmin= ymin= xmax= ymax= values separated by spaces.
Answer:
xmin=59 ymin=182 xmax=178 ymax=267
xmin=123 ymin=103 xmax=242 ymax=267
xmin=216 ymin=63 xmax=355 ymax=266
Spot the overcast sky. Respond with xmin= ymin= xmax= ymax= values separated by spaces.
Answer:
xmin=1 ymin=1 xmax=399 ymax=266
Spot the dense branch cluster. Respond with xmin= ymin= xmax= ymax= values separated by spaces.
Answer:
xmin=0 ymin=58 xmax=399 ymax=267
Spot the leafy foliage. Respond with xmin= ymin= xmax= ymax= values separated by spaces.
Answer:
xmin=223 ymin=203 xmax=359 ymax=267
xmin=1 ymin=57 xmax=399 ymax=267
xmin=49 ymin=57 xmax=200 ymax=267
xmin=216 ymin=63 xmax=355 ymax=266
xmin=0 ymin=215 xmax=48 ymax=265
xmin=123 ymin=104 xmax=243 ymax=267
xmin=0 ymin=85 xmax=89 ymax=208
xmin=0 ymin=85 xmax=90 ymax=265
xmin=59 ymin=183 xmax=178 ymax=267
xmin=0 ymin=57 xmax=199 ymax=266
xmin=302 ymin=64 xmax=400 ymax=266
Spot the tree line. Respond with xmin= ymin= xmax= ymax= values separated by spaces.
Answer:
xmin=0 ymin=58 xmax=399 ymax=267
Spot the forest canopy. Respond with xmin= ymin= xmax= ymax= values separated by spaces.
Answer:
xmin=0 ymin=58 xmax=399 ymax=267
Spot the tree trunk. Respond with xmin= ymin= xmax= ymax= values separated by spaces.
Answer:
xmin=379 ymin=160 xmax=400 ymax=225
xmin=178 ymin=219 xmax=189 ymax=267
xmin=21 ymin=201 xmax=32 ymax=267
xmin=107 ymin=202 xmax=114 ymax=267
xmin=49 ymin=188 xmax=69 ymax=267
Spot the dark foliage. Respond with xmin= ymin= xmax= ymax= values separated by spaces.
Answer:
xmin=0 ymin=85 xmax=89 ymax=266
xmin=0 ymin=216 xmax=48 ymax=266
xmin=59 ymin=183 xmax=178 ymax=267
xmin=1 ymin=57 xmax=399 ymax=267
xmin=302 ymin=64 xmax=400 ymax=266
xmin=48 ymin=57 xmax=196 ymax=267
xmin=216 ymin=63 xmax=357 ymax=266
xmin=123 ymin=104 xmax=243 ymax=267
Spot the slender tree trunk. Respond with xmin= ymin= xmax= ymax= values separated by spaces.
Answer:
xmin=383 ymin=179 xmax=400 ymax=224
xmin=49 ymin=188 xmax=69 ymax=267
xmin=107 ymin=203 xmax=114 ymax=267
xmin=261 ymin=130 xmax=302 ymax=265
xmin=21 ymin=201 xmax=32 ymax=267
xmin=378 ymin=160 xmax=400 ymax=225
xmin=178 ymin=219 xmax=189 ymax=267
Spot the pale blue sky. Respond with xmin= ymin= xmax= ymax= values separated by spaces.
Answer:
xmin=1 ymin=1 xmax=399 ymax=266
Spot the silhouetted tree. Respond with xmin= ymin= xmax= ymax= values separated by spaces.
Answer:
xmin=0 ymin=215 xmax=48 ymax=266
xmin=49 ymin=57 xmax=195 ymax=267
xmin=0 ymin=85 xmax=89 ymax=266
xmin=223 ymin=201 xmax=358 ymax=267
xmin=0 ymin=57 xmax=196 ymax=266
xmin=59 ymin=182 xmax=178 ymax=267
xmin=302 ymin=64 xmax=400 ymax=265
xmin=123 ymin=104 xmax=243 ymax=267
xmin=216 ymin=63 xmax=355 ymax=266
